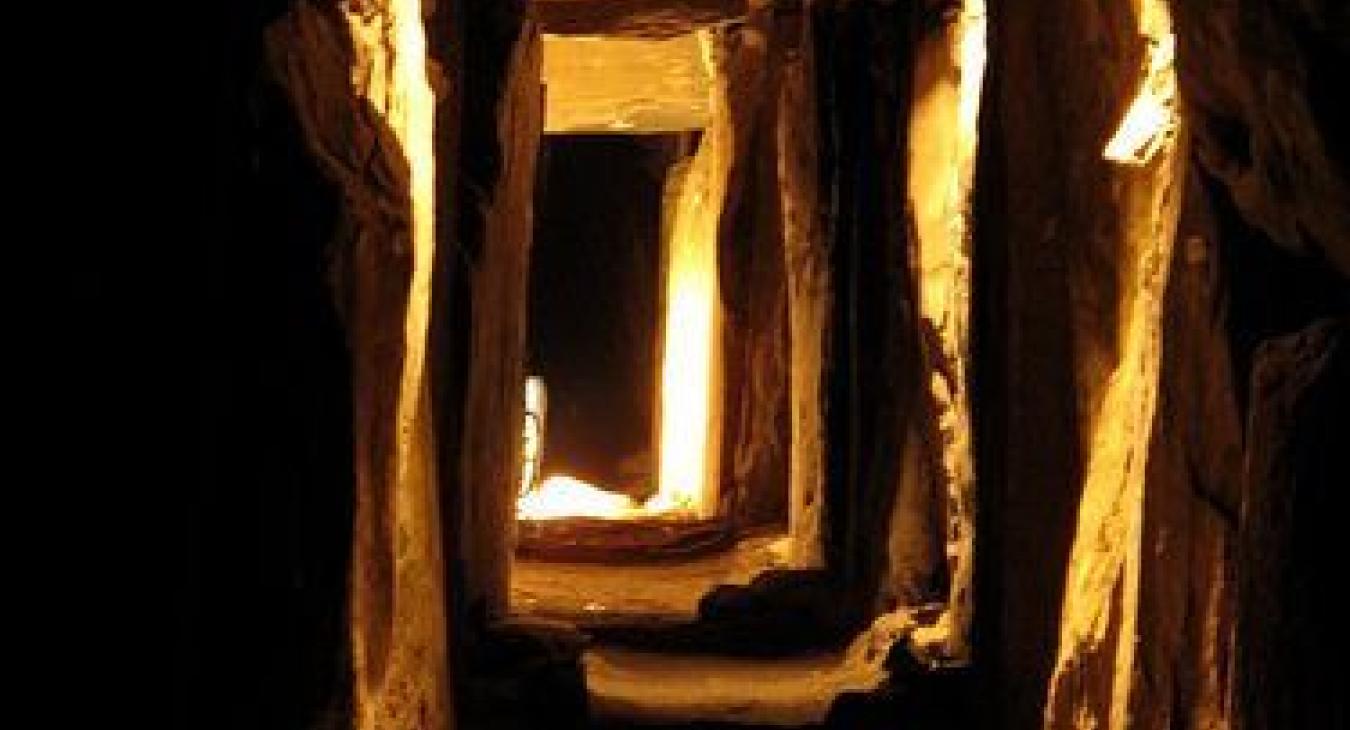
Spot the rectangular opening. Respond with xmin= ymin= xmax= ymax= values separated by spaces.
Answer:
xmin=511 ymin=32 xmax=788 ymax=624
xmin=522 ymin=133 xmax=678 ymax=517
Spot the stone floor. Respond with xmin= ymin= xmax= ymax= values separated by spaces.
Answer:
xmin=497 ymin=531 xmax=909 ymax=726
xmin=510 ymin=533 xmax=789 ymax=626
xmin=584 ymin=645 xmax=887 ymax=726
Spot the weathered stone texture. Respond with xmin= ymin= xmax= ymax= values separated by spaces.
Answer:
xmin=901 ymin=0 xmax=986 ymax=665
xmin=266 ymin=0 xmax=450 ymax=727
xmin=982 ymin=0 xmax=1187 ymax=726
xmin=1171 ymin=0 xmax=1350 ymax=276
xmin=457 ymin=11 xmax=544 ymax=618
xmin=776 ymin=5 xmax=829 ymax=569
xmin=715 ymin=9 xmax=792 ymax=530
xmin=1236 ymin=317 xmax=1346 ymax=730
xmin=1135 ymin=169 xmax=1244 ymax=730
xmin=541 ymin=33 xmax=712 ymax=133
xmin=535 ymin=0 xmax=747 ymax=38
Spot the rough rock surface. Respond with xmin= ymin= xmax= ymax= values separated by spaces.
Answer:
xmin=535 ymin=0 xmax=747 ymax=38
xmin=1236 ymin=318 xmax=1346 ymax=729
xmin=980 ymin=0 xmax=1187 ymax=725
xmin=457 ymin=617 xmax=589 ymax=730
xmin=194 ymin=4 xmax=357 ymax=727
xmin=454 ymin=6 xmax=543 ymax=618
xmin=898 ymin=0 xmax=986 ymax=663
xmin=266 ymin=1 xmax=450 ymax=727
xmin=541 ymin=33 xmax=712 ymax=133
xmin=1171 ymin=0 xmax=1350 ymax=275
xmin=775 ymin=3 xmax=829 ymax=569
xmin=714 ymin=9 xmax=793 ymax=530
xmin=1133 ymin=168 xmax=1244 ymax=730
xmin=814 ymin=0 xmax=925 ymax=600
xmin=976 ymin=2 xmax=1349 ymax=728
xmin=237 ymin=2 xmax=1350 ymax=729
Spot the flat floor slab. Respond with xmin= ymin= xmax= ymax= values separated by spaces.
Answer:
xmin=511 ymin=534 xmax=786 ymax=625
xmin=583 ymin=646 xmax=887 ymax=726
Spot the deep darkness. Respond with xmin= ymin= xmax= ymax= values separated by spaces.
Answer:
xmin=189 ymin=4 xmax=355 ymax=727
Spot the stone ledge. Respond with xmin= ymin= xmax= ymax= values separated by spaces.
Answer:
xmin=536 ymin=0 xmax=747 ymax=38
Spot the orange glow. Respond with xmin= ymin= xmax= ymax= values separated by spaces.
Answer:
xmin=518 ymin=475 xmax=642 ymax=520
xmin=651 ymin=29 xmax=723 ymax=520
xmin=516 ymin=471 xmax=707 ymax=521
xmin=655 ymin=95 xmax=723 ymax=520
xmin=515 ymin=138 xmax=723 ymax=522
xmin=518 ymin=33 xmax=723 ymax=523
xmin=901 ymin=0 xmax=986 ymax=664
xmin=1048 ymin=0 xmax=1184 ymax=725
xmin=541 ymin=33 xmax=712 ymax=133
xmin=513 ymin=138 xmax=723 ymax=522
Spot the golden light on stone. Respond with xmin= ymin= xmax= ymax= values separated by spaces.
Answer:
xmin=1103 ymin=32 xmax=1177 ymax=166
xmin=654 ymin=131 xmax=722 ymax=520
xmin=1048 ymin=0 xmax=1185 ymax=725
xmin=541 ymin=33 xmax=712 ymax=134
xmin=903 ymin=0 xmax=987 ymax=665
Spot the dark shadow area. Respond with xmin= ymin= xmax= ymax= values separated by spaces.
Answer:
xmin=1203 ymin=169 xmax=1350 ymax=416
xmin=967 ymin=3 xmax=1007 ymax=725
xmin=1275 ymin=328 xmax=1348 ymax=729
xmin=1201 ymin=166 xmax=1349 ymax=730
xmin=585 ymin=569 xmax=866 ymax=657
xmin=967 ymin=0 xmax=1088 ymax=724
xmin=191 ymin=3 xmax=355 ymax=728
xmin=813 ymin=0 xmax=924 ymax=599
